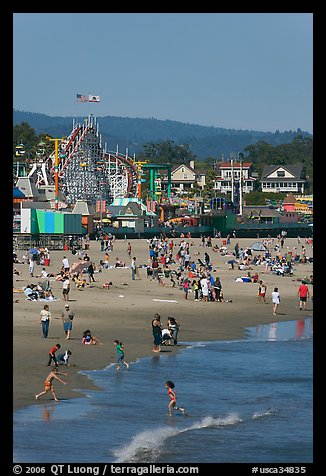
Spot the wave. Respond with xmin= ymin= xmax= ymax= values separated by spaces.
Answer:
xmin=113 ymin=412 xmax=242 ymax=463
xmin=252 ymin=408 xmax=276 ymax=419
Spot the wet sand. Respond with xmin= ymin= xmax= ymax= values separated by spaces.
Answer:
xmin=13 ymin=236 xmax=313 ymax=411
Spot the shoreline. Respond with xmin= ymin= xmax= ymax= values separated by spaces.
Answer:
xmin=13 ymin=237 xmax=313 ymax=411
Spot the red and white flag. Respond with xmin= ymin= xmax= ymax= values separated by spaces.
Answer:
xmin=77 ymin=93 xmax=100 ymax=102
xmin=88 ymin=95 xmax=100 ymax=102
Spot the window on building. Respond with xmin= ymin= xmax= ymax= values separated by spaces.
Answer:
xmin=277 ymin=170 xmax=285 ymax=177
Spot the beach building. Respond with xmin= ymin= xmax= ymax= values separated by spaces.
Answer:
xmin=212 ymin=161 xmax=256 ymax=195
xmin=160 ymin=161 xmax=206 ymax=194
xmin=260 ymin=164 xmax=307 ymax=194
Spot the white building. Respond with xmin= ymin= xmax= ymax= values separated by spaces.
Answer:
xmin=260 ymin=165 xmax=306 ymax=194
xmin=213 ymin=161 xmax=256 ymax=195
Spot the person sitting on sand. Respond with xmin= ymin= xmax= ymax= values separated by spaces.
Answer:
xmin=23 ymin=284 xmax=38 ymax=300
xmin=35 ymin=367 xmax=67 ymax=402
xmin=82 ymin=329 xmax=103 ymax=345
xmin=115 ymin=257 xmax=125 ymax=268
xmin=72 ymin=274 xmax=90 ymax=289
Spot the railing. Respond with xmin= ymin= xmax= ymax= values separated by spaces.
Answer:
xmin=13 ymin=234 xmax=83 ymax=250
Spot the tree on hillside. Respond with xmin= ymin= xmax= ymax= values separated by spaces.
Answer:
xmin=139 ymin=141 xmax=197 ymax=165
xmin=13 ymin=122 xmax=39 ymax=161
xmin=13 ymin=123 xmax=55 ymax=164
xmin=202 ymin=169 xmax=217 ymax=199
xmin=244 ymin=135 xmax=313 ymax=192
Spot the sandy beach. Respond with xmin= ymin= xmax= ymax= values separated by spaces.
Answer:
xmin=13 ymin=236 xmax=313 ymax=411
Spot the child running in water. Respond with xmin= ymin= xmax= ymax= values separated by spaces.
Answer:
xmin=35 ymin=367 xmax=67 ymax=402
xmin=114 ymin=340 xmax=129 ymax=370
xmin=165 ymin=380 xmax=185 ymax=416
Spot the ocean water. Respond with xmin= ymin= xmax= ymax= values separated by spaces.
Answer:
xmin=13 ymin=318 xmax=313 ymax=464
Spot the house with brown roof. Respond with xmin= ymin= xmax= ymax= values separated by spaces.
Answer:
xmin=242 ymin=205 xmax=299 ymax=225
xmin=282 ymin=193 xmax=297 ymax=212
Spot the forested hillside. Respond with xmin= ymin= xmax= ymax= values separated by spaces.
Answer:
xmin=13 ymin=110 xmax=311 ymax=161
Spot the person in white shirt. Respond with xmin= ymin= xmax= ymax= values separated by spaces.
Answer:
xmin=271 ymin=287 xmax=280 ymax=315
xmin=200 ymin=276 xmax=209 ymax=302
xmin=62 ymin=256 xmax=70 ymax=273
xmin=62 ymin=275 xmax=70 ymax=302
xmin=29 ymin=258 xmax=35 ymax=277
xmin=56 ymin=350 xmax=72 ymax=365
xmin=40 ymin=268 xmax=48 ymax=278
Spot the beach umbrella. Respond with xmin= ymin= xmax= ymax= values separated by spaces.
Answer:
xmin=70 ymin=261 xmax=89 ymax=274
xmin=227 ymin=259 xmax=238 ymax=264
xmin=249 ymin=241 xmax=267 ymax=251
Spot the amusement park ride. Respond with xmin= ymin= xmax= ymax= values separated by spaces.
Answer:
xmin=13 ymin=116 xmax=172 ymax=208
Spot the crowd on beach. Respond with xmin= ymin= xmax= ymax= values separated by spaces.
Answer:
xmin=140 ymin=233 xmax=313 ymax=308
xmin=13 ymin=231 xmax=313 ymax=405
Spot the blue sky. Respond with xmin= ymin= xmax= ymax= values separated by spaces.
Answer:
xmin=13 ymin=13 xmax=313 ymax=133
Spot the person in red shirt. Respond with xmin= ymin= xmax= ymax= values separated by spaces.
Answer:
xmin=298 ymin=281 xmax=310 ymax=311
xmin=48 ymin=343 xmax=61 ymax=367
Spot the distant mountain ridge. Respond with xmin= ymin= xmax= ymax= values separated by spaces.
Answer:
xmin=13 ymin=110 xmax=312 ymax=160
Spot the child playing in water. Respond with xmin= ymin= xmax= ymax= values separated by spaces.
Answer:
xmin=35 ymin=367 xmax=67 ymax=402
xmin=165 ymin=380 xmax=185 ymax=416
xmin=114 ymin=340 xmax=129 ymax=370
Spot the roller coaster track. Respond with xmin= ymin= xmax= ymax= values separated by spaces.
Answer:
xmin=45 ymin=116 xmax=138 ymax=205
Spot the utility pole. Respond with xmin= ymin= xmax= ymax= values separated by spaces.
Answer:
xmin=239 ymin=157 xmax=243 ymax=215
xmin=239 ymin=152 xmax=244 ymax=215
xmin=230 ymin=157 xmax=234 ymax=203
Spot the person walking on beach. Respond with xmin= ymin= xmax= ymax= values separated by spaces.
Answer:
xmin=165 ymin=381 xmax=185 ymax=416
xmin=114 ymin=340 xmax=129 ymax=370
xmin=29 ymin=257 xmax=35 ymax=277
xmin=62 ymin=256 xmax=70 ymax=273
xmin=61 ymin=304 xmax=75 ymax=340
xmin=298 ymin=280 xmax=310 ymax=311
xmin=87 ymin=262 xmax=96 ymax=283
xmin=127 ymin=242 xmax=132 ymax=258
xmin=272 ymin=287 xmax=280 ymax=315
xmin=257 ymin=280 xmax=267 ymax=304
xmin=131 ymin=256 xmax=137 ymax=280
xmin=152 ymin=313 xmax=162 ymax=352
xmin=40 ymin=304 xmax=51 ymax=338
xmin=183 ymin=279 xmax=190 ymax=299
xmin=35 ymin=367 xmax=67 ymax=402
xmin=62 ymin=274 xmax=70 ymax=302
xmin=48 ymin=343 xmax=61 ymax=367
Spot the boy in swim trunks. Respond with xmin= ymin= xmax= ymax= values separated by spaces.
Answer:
xmin=35 ymin=368 xmax=67 ymax=402
xmin=165 ymin=380 xmax=185 ymax=416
